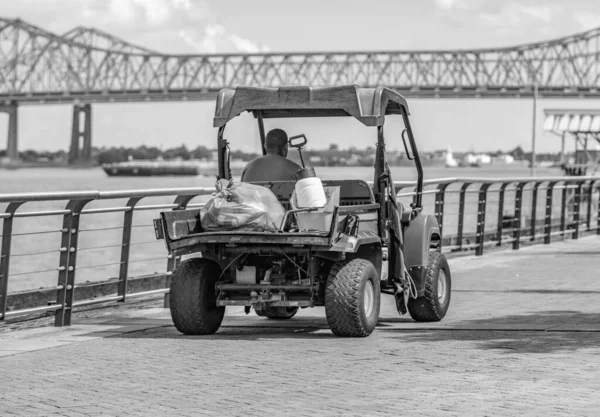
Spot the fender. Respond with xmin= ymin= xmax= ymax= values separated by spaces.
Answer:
xmin=347 ymin=242 xmax=383 ymax=280
xmin=403 ymin=211 xmax=441 ymax=295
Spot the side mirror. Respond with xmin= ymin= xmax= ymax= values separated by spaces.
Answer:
xmin=289 ymin=134 xmax=308 ymax=149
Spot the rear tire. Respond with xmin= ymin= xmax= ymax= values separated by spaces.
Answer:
xmin=169 ymin=258 xmax=225 ymax=335
xmin=407 ymin=251 xmax=451 ymax=322
xmin=255 ymin=306 xmax=299 ymax=320
xmin=325 ymin=258 xmax=380 ymax=337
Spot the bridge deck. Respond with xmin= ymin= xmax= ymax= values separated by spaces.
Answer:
xmin=1 ymin=237 xmax=600 ymax=416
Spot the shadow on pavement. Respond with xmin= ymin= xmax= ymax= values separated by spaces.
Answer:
xmin=104 ymin=311 xmax=600 ymax=348
xmin=489 ymin=250 xmax=600 ymax=257
xmin=455 ymin=289 xmax=600 ymax=294
xmin=109 ymin=316 xmax=337 ymax=341
xmin=387 ymin=311 xmax=600 ymax=354
xmin=113 ymin=325 xmax=337 ymax=341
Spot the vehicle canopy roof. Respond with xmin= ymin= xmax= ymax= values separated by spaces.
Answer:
xmin=213 ymin=85 xmax=409 ymax=128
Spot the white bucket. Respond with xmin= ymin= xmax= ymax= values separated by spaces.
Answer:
xmin=295 ymin=176 xmax=327 ymax=208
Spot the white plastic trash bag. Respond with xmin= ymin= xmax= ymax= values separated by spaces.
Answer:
xmin=200 ymin=180 xmax=286 ymax=232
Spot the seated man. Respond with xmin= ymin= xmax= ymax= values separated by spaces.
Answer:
xmin=241 ymin=128 xmax=302 ymax=182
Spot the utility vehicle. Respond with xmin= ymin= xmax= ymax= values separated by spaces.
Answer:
xmin=154 ymin=85 xmax=451 ymax=337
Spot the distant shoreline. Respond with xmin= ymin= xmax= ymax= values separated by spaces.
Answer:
xmin=1 ymin=159 xmax=531 ymax=170
xmin=0 ymin=162 xmax=95 ymax=170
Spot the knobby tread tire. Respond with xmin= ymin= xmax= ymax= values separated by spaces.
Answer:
xmin=169 ymin=258 xmax=225 ymax=335
xmin=325 ymin=258 xmax=380 ymax=337
xmin=255 ymin=306 xmax=299 ymax=320
xmin=407 ymin=251 xmax=451 ymax=322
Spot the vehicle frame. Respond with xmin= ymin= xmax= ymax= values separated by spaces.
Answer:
xmin=155 ymin=85 xmax=450 ymax=337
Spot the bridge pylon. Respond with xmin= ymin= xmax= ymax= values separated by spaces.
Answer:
xmin=0 ymin=102 xmax=18 ymax=161
xmin=69 ymin=104 xmax=92 ymax=165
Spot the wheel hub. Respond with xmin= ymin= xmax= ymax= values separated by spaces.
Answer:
xmin=437 ymin=270 xmax=448 ymax=304
xmin=363 ymin=280 xmax=375 ymax=317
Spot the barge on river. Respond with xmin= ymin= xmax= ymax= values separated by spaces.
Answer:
xmin=102 ymin=160 xmax=205 ymax=176
xmin=102 ymin=160 xmax=245 ymax=177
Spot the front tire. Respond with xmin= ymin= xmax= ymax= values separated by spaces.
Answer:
xmin=169 ymin=258 xmax=225 ymax=335
xmin=407 ymin=251 xmax=451 ymax=322
xmin=325 ymin=258 xmax=380 ymax=337
xmin=255 ymin=306 xmax=299 ymax=320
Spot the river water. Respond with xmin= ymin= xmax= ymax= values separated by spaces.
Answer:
xmin=0 ymin=164 xmax=564 ymax=293
xmin=0 ymin=163 xmax=561 ymax=193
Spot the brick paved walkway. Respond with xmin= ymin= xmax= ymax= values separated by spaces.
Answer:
xmin=1 ymin=237 xmax=600 ymax=416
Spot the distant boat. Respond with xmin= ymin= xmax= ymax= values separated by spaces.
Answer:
xmin=102 ymin=160 xmax=204 ymax=176
xmin=445 ymin=147 xmax=458 ymax=168
xmin=102 ymin=159 xmax=246 ymax=177
xmin=527 ymin=161 xmax=555 ymax=169
xmin=458 ymin=161 xmax=481 ymax=168
xmin=458 ymin=152 xmax=485 ymax=168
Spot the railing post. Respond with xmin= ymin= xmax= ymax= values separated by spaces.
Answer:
xmin=572 ymin=181 xmax=582 ymax=240
xmin=585 ymin=180 xmax=594 ymax=231
xmin=457 ymin=183 xmax=471 ymax=251
xmin=118 ymin=197 xmax=142 ymax=303
xmin=475 ymin=183 xmax=491 ymax=256
xmin=55 ymin=199 xmax=93 ymax=327
xmin=164 ymin=194 xmax=197 ymax=307
xmin=434 ymin=183 xmax=450 ymax=238
xmin=513 ymin=182 xmax=527 ymax=250
xmin=496 ymin=182 xmax=510 ymax=246
xmin=529 ymin=182 xmax=541 ymax=241
xmin=597 ymin=180 xmax=600 ymax=235
xmin=560 ymin=181 xmax=569 ymax=237
xmin=0 ymin=202 xmax=24 ymax=321
xmin=544 ymin=182 xmax=557 ymax=244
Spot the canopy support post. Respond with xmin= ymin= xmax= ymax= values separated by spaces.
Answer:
xmin=560 ymin=132 xmax=566 ymax=164
xmin=257 ymin=111 xmax=266 ymax=156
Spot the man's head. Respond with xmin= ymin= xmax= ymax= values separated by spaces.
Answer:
xmin=265 ymin=128 xmax=288 ymax=157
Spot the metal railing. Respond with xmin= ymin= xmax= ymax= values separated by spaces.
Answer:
xmin=0 ymin=187 xmax=213 ymax=326
xmin=395 ymin=176 xmax=600 ymax=255
xmin=0 ymin=176 xmax=598 ymax=326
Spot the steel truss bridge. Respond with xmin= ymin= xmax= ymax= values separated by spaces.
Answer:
xmin=1 ymin=17 xmax=600 ymax=162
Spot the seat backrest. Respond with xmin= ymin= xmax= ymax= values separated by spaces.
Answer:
xmin=251 ymin=179 xmax=375 ymax=208
xmin=322 ymin=179 xmax=375 ymax=206
xmin=250 ymin=181 xmax=296 ymax=210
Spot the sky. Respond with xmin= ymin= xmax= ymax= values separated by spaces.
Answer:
xmin=1 ymin=0 xmax=600 ymax=154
